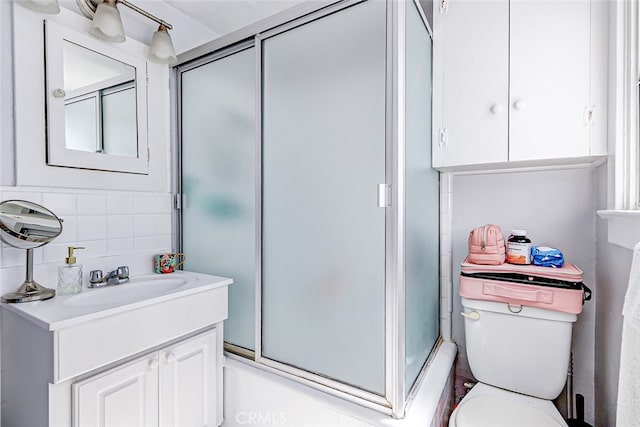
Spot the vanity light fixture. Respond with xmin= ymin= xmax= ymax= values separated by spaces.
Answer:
xmin=77 ymin=0 xmax=177 ymax=65
xmin=17 ymin=0 xmax=60 ymax=14
xmin=90 ymin=0 xmax=125 ymax=43
xmin=148 ymin=24 xmax=177 ymax=64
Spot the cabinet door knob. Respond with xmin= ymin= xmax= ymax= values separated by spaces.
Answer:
xmin=52 ymin=88 xmax=66 ymax=98
xmin=148 ymin=359 xmax=159 ymax=369
xmin=513 ymin=99 xmax=527 ymax=110
xmin=166 ymin=352 xmax=177 ymax=362
xmin=490 ymin=104 xmax=503 ymax=114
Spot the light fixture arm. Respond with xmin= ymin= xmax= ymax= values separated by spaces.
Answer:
xmin=117 ymin=0 xmax=172 ymax=31
xmin=79 ymin=0 xmax=177 ymax=64
xmin=77 ymin=0 xmax=172 ymax=30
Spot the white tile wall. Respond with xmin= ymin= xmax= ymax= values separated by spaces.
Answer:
xmin=157 ymin=214 xmax=172 ymax=235
xmin=57 ymin=216 xmax=78 ymax=244
xmin=42 ymin=192 xmax=76 ymax=215
xmin=77 ymin=215 xmax=108 ymax=241
xmin=77 ymin=194 xmax=107 ymax=215
xmin=43 ymin=243 xmax=69 ymax=264
xmin=108 ymin=238 xmax=135 ymax=255
xmin=133 ymin=195 xmax=158 ymax=214
xmin=156 ymin=194 xmax=173 ymax=214
xmin=134 ymin=214 xmax=158 ymax=236
xmin=439 ymin=173 xmax=453 ymax=342
xmin=106 ymin=194 xmax=134 ymax=215
xmin=77 ymin=239 xmax=109 ymax=258
xmin=0 ymin=187 xmax=174 ymax=272
xmin=1 ymin=191 xmax=42 ymax=204
xmin=107 ymin=215 xmax=134 ymax=239
xmin=134 ymin=236 xmax=158 ymax=252
xmin=1 ymin=246 xmax=28 ymax=268
xmin=156 ymin=234 xmax=172 ymax=252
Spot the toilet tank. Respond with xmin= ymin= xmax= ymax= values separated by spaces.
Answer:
xmin=461 ymin=297 xmax=577 ymax=400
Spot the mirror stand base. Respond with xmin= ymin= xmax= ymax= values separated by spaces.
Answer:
xmin=1 ymin=280 xmax=56 ymax=303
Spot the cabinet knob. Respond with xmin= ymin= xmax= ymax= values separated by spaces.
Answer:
xmin=52 ymin=88 xmax=66 ymax=98
xmin=490 ymin=104 xmax=503 ymax=114
xmin=513 ymin=99 xmax=527 ymax=110
xmin=166 ymin=352 xmax=177 ymax=362
xmin=148 ymin=359 xmax=159 ymax=369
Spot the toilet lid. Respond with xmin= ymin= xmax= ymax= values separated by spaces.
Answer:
xmin=454 ymin=394 xmax=565 ymax=427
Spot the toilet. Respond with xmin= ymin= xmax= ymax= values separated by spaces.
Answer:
xmin=449 ymin=297 xmax=577 ymax=426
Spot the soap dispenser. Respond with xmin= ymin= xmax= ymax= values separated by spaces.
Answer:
xmin=57 ymin=246 xmax=85 ymax=295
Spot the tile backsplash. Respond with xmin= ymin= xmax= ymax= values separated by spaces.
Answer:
xmin=0 ymin=186 xmax=174 ymax=293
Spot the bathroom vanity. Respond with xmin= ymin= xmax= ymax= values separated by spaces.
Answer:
xmin=1 ymin=271 xmax=231 ymax=427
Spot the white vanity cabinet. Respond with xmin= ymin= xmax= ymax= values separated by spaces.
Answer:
xmin=432 ymin=0 xmax=607 ymax=169
xmin=73 ymin=352 xmax=161 ymax=427
xmin=1 ymin=272 xmax=231 ymax=427
xmin=74 ymin=329 xmax=218 ymax=427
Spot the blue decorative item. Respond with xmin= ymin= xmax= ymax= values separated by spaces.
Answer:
xmin=531 ymin=246 xmax=565 ymax=268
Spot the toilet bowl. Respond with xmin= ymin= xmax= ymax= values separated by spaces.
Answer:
xmin=449 ymin=383 xmax=568 ymax=427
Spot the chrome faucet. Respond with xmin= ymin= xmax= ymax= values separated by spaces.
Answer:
xmin=89 ymin=266 xmax=130 ymax=288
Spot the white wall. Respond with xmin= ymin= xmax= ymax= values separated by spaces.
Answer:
xmin=0 ymin=0 xmax=14 ymax=186
xmin=594 ymin=163 xmax=635 ymax=426
xmin=450 ymin=167 xmax=598 ymax=424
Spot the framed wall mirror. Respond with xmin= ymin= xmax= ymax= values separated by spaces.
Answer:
xmin=45 ymin=19 xmax=149 ymax=174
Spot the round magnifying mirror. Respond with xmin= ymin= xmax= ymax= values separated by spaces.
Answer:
xmin=0 ymin=200 xmax=63 ymax=303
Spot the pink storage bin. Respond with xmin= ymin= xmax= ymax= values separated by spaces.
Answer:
xmin=459 ymin=257 xmax=590 ymax=315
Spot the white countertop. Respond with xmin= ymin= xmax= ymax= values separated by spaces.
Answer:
xmin=1 ymin=271 xmax=232 ymax=331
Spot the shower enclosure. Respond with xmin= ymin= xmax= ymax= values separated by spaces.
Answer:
xmin=177 ymin=0 xmax=438 ymax=417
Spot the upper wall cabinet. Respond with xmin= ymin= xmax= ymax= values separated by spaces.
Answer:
xmin=11 ymin=4 xmax=170 ymax=191
xmin=432 ymin=0 xmax=608 ymax=170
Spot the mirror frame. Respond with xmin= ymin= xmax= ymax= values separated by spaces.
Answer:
xmin=45 ymin=19 xmax=149 ymax=175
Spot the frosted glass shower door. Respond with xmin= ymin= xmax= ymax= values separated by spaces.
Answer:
xmin=404 ymin=2 xmax=439 ymax=393
xmin=180 ymin=47 xmax=256 ymax=351
xmin=261 ymin=0 xmax=387 ymax=395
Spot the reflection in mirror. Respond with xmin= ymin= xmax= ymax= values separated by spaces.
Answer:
xmin=0 ymin=200 xmax=62 ymax=248
xmin=0 ymin=200 xmax=63 ymax=303
xmin=63 ymin=40 xmax=138 ymax=158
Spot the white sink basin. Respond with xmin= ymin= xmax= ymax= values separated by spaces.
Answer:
xmin=64 ymin=274 xmax=193 ymax=307
xmin=2 ymin=271 xmax=232 ymax=332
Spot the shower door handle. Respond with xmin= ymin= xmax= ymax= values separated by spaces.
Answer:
xmin=377 ymin=184 xmax=390 ymax=208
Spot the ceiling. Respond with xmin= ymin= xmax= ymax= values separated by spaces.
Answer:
xmin=164 ymin=0 xmax=306 ymax=37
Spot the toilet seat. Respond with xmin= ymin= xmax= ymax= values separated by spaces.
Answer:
xmin=449 ymin=383 xmax=567 ymax=427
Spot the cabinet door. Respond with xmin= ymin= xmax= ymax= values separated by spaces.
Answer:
xmin=159 ymin=329 xmax=218 ymax=427
xmin=509 ymin=0 xmax=591 ymax=161
xmin=434 ymin=0 xmax=509 ymax=167
xmin=73 ymin=355 xmax=159 ymax=427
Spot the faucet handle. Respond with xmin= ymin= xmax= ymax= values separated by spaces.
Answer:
xmin=117 ymin=266 xmax=129 ymax=279
xmin=90 ymin=270 xmax=103 ymax=283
